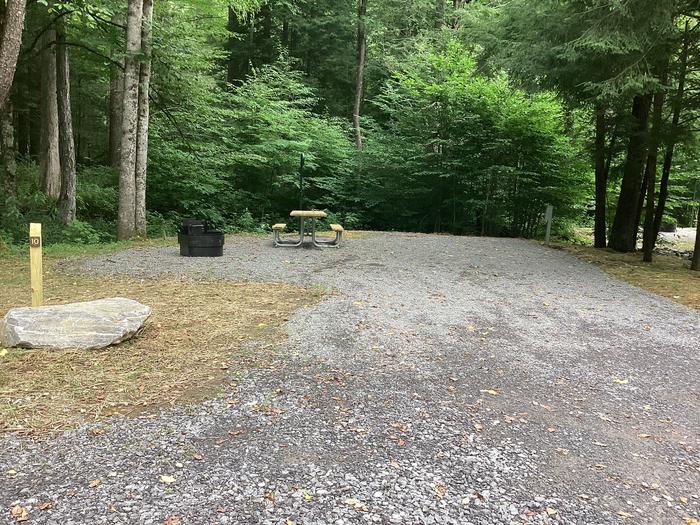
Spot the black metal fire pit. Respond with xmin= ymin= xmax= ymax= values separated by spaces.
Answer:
xmin=178 ymin=219 xmax=224 ymax=257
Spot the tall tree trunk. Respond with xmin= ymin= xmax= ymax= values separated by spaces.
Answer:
xmin=633 ymin=162 xmax=649 ymax=245
xmin=593 ymin=105 xmax=607 ymax=248
xmin=0 ymin=102 xmax=16 ymax=197
xmin=109 ymin=13 xmax=124 ymax=170
xmin=117 ymin=0 xmax=143 ymax=240
xmin=56 ymin=16 xmax=76 ymax=224
xmin=40 ymin=29 xmax=61 ymax=199
xmin=641 ymin=73 xmax=667 ymax=262
xmin=134 ymin=0 xmax=153 ymax=237
xmin=691 ymin=205 xmax=700 ymax=271
xmin=352 ymin=0 xmax=367 ymax=151
xmin=608 ymin=94 xmax=651 ymax=252
xmin=0 ymin=0 xmax=26 ymax=111
xmin=653 ymin=21 xmax=690 ymax=242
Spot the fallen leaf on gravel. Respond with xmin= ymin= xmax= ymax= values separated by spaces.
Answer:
xmin=473 ymin=423 xmax=484 ymax=432
xmin=89 ymin=428 xmax=106 ymax=436
xmin=435 ymin=483 xmax=447 ymax=500
xmin=6 ymin=469 xmax=16 ymax=477
xmin=480 ymin=389 xmax=499 ymax=396
xmin=613 ymin=378 xmax=629 ymax=385
xmin=593 ymin=441 xmax=608 ymax=447
xmin=39 ymin=501 xmax=53 ymax=510
xmin=545 ymin=507 xmax=557 ymax=516
xmin=163 ymin=517 xmax=181 ymax=525
xmin=160 ymin=475 xmax=176 ymax=484
xmin=344 ymin=498 xmax=367 ymax=512
xmin=10 ymin=505 xmax=29 ymax=522
xmin=286 ymin=520 xmax=295 ymax=525
xmin=617 ymin=511 xmax=634 ymax=519
xmin=389 ymin=461 xmax=401 ymax=469
xmin=680 ymin=497 xmax=688 ymax=504
xmin=89 ymin=479 xmax=101 ymax=488
xmin=264 ymin=491 xmax=276 ymax=503
xmin=390 ymin=421 xmax=409 ymax=432
xmin=302 ymin=490 xmax=313 ymax=501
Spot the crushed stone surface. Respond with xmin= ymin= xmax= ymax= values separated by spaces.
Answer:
xmin=1 ymin=233 xmax=698 ymax=525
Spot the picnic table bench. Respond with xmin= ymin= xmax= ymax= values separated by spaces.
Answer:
xmin=272 ymin=210 xmax=343 ymax=248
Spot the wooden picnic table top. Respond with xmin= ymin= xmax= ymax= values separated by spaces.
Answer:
xmin=290 ymin=210 xmax=327 ymax=218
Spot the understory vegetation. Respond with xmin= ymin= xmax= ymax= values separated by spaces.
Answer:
xmin=0 ymin=0 xmax=698 ymax=267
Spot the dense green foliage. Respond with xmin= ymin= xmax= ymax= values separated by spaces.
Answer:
xmin=0 ymin=0 xmax=698 ymax=249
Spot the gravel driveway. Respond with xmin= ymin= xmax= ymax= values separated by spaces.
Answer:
xmin=2 ymin=233 xmax=699 ymax=525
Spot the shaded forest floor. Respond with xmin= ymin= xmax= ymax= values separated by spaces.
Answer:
xmin=558 ymin=244 xmax=700 ymax=311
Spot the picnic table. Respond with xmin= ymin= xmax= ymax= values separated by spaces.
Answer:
xmin=272 ymin=210 xmax=344 ymax=248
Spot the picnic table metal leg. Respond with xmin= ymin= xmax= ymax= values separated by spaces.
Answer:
xmin=274 ymin=217 xmax=304 ymax=247
xmin=312 ymin=221 xmax=341 ymax=248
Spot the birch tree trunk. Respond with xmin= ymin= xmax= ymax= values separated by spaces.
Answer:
xmin=40 ymin=29 xmax=61 ymax=199
xmin=0 ymin=0 xmax=26 ymax=111
xmin=0 ymin=102 xmax=16 ymax=197
xmin=134 ymin=0 xmax=153 ymax=237
xmin=117 ymin=0 xmax=143 ymax=240
xmin=109 ymin=13 xmax=124 ymax=169
xmin=56 ymin=16 xmax=76 ymax=224
xmin=352 ymin=0 xmax=367 ymax=151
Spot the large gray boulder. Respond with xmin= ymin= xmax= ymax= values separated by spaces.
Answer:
xmin=1 ymin=298 xmax=151 ymax=350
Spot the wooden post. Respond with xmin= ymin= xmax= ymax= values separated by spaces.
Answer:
xmin=29 ymin=223 xmax=43 ymax=306
xmin=544 ymin=205 xmax=553 ymax=246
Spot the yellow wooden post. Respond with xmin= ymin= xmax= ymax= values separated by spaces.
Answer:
xmin=29 ymin=223 xmax=43 ymax=307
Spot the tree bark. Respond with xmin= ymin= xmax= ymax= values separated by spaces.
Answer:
xmin=608 ymin=94 xmax=651 ymax=252
xmin=653 ymin=21 xmax=690 ymax=242
xmin=641 ymin=75 xmax=667 ymax=262
xmin=0 ymin=0 xmax=26 ymax=111
xmin=109 ymin=13 xmax=124 ymax=170
xmin=352 ymin=0 xmax=367 ymax=151
xmin=40 ymin=29 xmax=61 ymax=199
xmin=593 ymin=105 xmax=607 ymax=248
xmin=134 ymin=0 xmax=153 ymax=237
xmin=691 ymin=205 xmax=700 ymax=271
xmin=56 ymin=16 xmax=76 ymax=224
xmin=117 ymin=0 xmax=143 ymax=240
xmin=0 ymin=102 xmax=16 ymax=197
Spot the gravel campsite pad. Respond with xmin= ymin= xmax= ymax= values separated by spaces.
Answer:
xmin=1 ymin=233 xmax=699 ymax=525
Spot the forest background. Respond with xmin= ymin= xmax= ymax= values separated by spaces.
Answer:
xmin=0 ymin=0 xmax=698 ymax=266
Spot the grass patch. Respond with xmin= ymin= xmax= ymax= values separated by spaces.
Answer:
xmin=556 ymin=244 xmax=700 ymax=310
xmin=0 ymin=244 xmax=321 ymax=435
